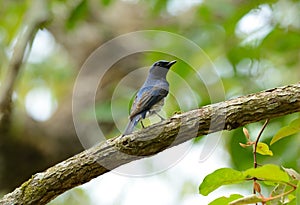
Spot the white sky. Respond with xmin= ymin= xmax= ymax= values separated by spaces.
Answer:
xmin=25 ymin=86 xmax=57 ymax=121
xmin=167 ymin=0 xmax=203 ymax=15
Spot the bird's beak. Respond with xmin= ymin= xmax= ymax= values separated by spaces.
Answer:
xmin=168 ymin=60 xmax=177 ymax=67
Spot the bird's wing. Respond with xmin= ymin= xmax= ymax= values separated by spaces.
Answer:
xmin=129 ymin=86 xmax=168 ymax=119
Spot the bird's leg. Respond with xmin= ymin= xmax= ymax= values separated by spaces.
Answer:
xmin=155 ymin=112 xmax=165 ymax=121
xmin=140 ymin=121 xmax=145 ymax=128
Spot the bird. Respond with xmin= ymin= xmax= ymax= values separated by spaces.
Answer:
xmin=122 ymin=60 xmax=177 ymax=136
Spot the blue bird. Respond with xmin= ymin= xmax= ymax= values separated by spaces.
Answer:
xmin=123 ymin=60 xmax=177 ymax=135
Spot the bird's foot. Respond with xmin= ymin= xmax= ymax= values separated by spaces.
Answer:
xmin=140 ymin=121 xmax=145 ymax=128
xmin=155 ymin=112 xmax=165 ymax=121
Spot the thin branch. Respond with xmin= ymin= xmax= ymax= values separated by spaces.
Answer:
xmin=262 ymin=184 xmax=297 ymax=203
xmin=0 ymin=82 xmax=300 ymax=205
xmin=239 ymin=177 xmax=298 ymax=203
xmin=0 ymin=0 xmax=49 ymax=125
xmin=253 ymin=119 xmax=270 ymax=169
xmin=252 ymin=118 xmax=269 ymax=198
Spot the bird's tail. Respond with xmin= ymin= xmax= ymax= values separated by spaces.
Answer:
xmin=123 ymin=114 xmax=142 ymax=135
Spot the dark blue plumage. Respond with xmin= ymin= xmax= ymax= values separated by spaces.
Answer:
xmin=123 ymin=60 xmax=176 ymax=135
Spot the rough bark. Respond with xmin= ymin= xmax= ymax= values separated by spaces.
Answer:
xmin=1 ymin=82 xmax=299 ymax=205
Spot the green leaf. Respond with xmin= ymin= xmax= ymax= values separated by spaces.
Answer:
xmin=66 ymin=0 xmax=88 ymax=30
xmin=229 ymin=194 xmax=262 ymax=205
xmin=101 ymin=0 xmax=112 ymax=6
xmin=296 ymin=181 xmax=300 ymax=205
xmin=199 ymin=168 xmax=246 ymax=196
xmin=150 ymin=0 xmax=168 ymax=15
xmin=209 ymin=194 xmax=243 ymax=205
xmin=271 ymin=118 xmax=300 ymax=145
xmin=288 ymin=194 xmax=296 ymax=203
xmin=256 ymin=142 xmax=273 ymax=156
xmin=244 ymin=164 xmax=289 ymax=182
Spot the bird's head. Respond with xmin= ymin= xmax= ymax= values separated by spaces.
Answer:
xmin=149 ymin=60 xmax=177 ymax=78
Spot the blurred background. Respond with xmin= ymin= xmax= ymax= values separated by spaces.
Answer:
xmin=0 ymin=0 xmax=299 ymax=204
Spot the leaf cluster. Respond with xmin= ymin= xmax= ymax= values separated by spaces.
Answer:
xmin=199 ymin=118 xmax=300 ymax=205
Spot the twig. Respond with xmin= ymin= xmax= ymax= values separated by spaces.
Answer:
xmin=253 ymin=119 xmax=270 ymax=168
xmin=0 ymin=0 xmax=49 ymax=124
xmin=252 ymin=119 xmax=269 ymax=199
xmin=262 ymin=183 xmax=297 ymax=203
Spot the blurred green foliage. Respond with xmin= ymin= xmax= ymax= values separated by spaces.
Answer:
xmin=0 ymin=0 xmax=299 ymax=204
xmin=66 ymin=0 xmax=88 ymax=29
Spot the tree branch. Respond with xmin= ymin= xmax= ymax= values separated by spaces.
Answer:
xmin=1 ymin=82 xmax=300 ymax=204
xmin=0 ymin=0 xmax=49 ymax=125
